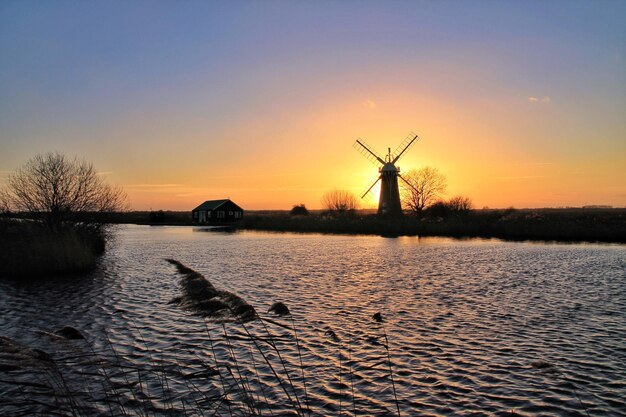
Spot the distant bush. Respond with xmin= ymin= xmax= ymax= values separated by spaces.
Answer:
xmin=447 ymin=195 xmax=473 ymax=213
xmin=290 ymin=204 xmax=309 ymax=216
xmin=426 ymin=201 xmax=450 ymax=217
xmin=149 ymin=210 xmax=166 ymax=222
xmin=426 ymin=195 xmax=473 ymax=217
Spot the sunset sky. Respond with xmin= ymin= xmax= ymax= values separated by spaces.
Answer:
xmin=1 ymin=1 xmax=625 ymax=210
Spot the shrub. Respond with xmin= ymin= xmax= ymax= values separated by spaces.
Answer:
xmin=447 ymin=195 xmax=473 ymax=214
xmin=426 ymin=195 xmax=472 ymax=217
xmin=290 ymin=204 xmax=309 ymax=216
xmin=149 ymin=210 xmax=166 ymax=222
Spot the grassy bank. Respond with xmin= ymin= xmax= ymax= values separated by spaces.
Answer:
xmin=70 ymin=208 xmax=626 ymax=243
xmin=0 ymin=219 xmax=106 ymax=278
xmin=240 ymin=208 xmax=626 ymax=243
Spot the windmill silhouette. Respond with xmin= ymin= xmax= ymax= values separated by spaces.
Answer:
xmin=354 ymin=132 xmax=420 ymax=216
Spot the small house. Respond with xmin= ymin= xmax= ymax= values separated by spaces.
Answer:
xmin=192 ymin=199 xmax=244 ymax=224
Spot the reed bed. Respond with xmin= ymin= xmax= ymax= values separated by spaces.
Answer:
xmin=0 ymin=219 xmax=106 ymax=278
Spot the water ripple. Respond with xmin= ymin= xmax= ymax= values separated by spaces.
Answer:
xmin=1 ymin=225 xmax=625 ymax=416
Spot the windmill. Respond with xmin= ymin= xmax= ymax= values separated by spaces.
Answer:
xmin=353 ymin=132 xmax=420 ymax=216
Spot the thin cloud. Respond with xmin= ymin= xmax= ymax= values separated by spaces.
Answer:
xmin=528 ymin=96 xmax=551 ymax=104
xmin=496 ymin=175 xmax=547 ymax=180
xmin=362 ymin=99 xmax=376 ymax=109
xmin=125 ymin=183 xmax=184 ymax=188
xmin=515 ymin=162 xmax=554 ymax=166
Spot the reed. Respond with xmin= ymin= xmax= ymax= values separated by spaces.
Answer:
xmin=0 ymin=219 xmax=105 ymax=278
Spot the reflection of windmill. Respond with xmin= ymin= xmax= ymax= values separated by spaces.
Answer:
xmin=353 ymin=132 xmax=420 ymax=216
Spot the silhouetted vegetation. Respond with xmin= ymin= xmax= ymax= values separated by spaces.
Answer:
xmin=0 ymin=219 xmax=105 ymax=277
xmin=241 ymin=208 xmax=626 ymax=243
xmin=401 ymin=166 xmax=447 ymax=213
xmin=3 ymin=152 xmax=126 ymax=229
xmin=56 ymin=207 xmax=626 ymax=243
xmin=290 ymin=204 xmax=310 ymax=216
xmin=149 ymin=210 xmax=166 ymax=222
xmin=426 ymin=195 xmax=473 ymax=217
xmin=321 ymin=189 xmax=359 ymax=214
xmin=166 ymin=259 xmax=257 ymax=322
xmin=0 ymin=153 xmax=126 ymax=277
xmin=90 ymin=210 xmax=193 ymax=225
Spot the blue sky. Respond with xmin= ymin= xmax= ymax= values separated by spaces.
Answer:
xmin=1 ymin=1 xmax=624 ymax=209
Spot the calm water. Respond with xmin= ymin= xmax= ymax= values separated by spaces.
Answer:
xmin=1 ymin=225 xmax=625 ymax=416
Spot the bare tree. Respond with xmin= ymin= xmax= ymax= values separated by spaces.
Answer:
xmin=447 ymin=195 xmax=473 ymax=212
xmin=0 ymin=189 xmax=10 ymax=214
xmin=4 ymin=152 xmax=126 ymax=228
xmin=321 ymin=189 xmax=359 ymax=213
xmin=401 ymin=167 xmax=447 ymax=213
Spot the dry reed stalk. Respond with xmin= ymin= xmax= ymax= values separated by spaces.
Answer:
xmin=380 ymin=323 xmax=401 ymax=417
xmin=289 ymin=315 xmax=310 ymax=417
xmin=221 ymin=323 xmax=258 ymax=416
xmin=348 ymin=345 xmax=356 ymax=416
xmin=239 ymin=320 xmax=304 ymax=417
xmin=204 ymin=320 xmax=234 ymax=417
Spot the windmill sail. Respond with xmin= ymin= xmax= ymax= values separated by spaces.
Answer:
xmin=361 ymin=175 xmax=381 ymax=199
xmin=353 ymin=139 xmax=385 ymax=166
xmin=392 ymin=132 xmax=419 ymax=164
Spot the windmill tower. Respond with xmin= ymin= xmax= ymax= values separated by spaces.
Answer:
xmin=354 ymin=132 xmax=420 ymax=216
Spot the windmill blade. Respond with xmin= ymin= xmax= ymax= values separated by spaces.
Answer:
xmin=353 ymin=139 xmax=386 ymax=166
xmin=361 ymin=176 xmax=381 ymax=199
xmin=398 ymin=174 xmax=419 ymax=193
xmin=392 ymin=132 xmax=420 ymax=164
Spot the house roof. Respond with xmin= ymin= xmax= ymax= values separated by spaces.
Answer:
xmin=192 ymin=199 xmax=242 ymax=211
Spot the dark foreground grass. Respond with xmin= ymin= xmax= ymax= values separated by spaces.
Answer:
xmin=0 ymin=219 xmax=106 ymax=278
xmin=240 ymin=208 xmax=626 ymax=243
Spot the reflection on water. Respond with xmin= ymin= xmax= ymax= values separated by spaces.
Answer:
xmin=1 ymin=225 xmax=625 ymax=416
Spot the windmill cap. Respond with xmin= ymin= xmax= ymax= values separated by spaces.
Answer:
xmin=381 ymin=162 xmax=398 ymax=172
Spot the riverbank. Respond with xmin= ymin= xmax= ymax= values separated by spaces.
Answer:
xmin=5 ymin=208 xmax=623 ymax=248
xmin=92 ymin=208 xmax=626 ymax=243
xmin=240 ymin=208 xmax=626 ymax=243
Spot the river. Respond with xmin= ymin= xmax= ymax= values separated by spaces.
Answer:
xmin=1 ymin=225 xmax=625 ymax=416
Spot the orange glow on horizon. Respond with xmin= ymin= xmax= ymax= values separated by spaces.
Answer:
xmin=102 ymin=89 xmax=624 ymax=211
